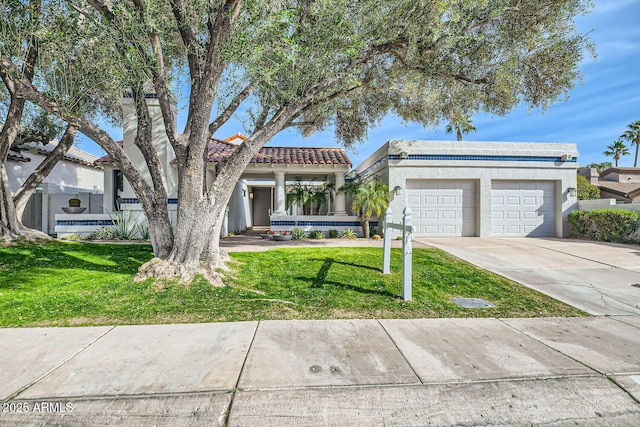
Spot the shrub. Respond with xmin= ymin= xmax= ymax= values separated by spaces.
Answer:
xmin=291 ymin=227 xmax=306 ymax=240
xmin=310 ymin=230 xmax=325 ymax=239
xmin=568 ymin=210 xmax=593 ymax=239
xmin=568 ymin=209 xmax=639 ymax=243
xmin=68 ymin=198 xmax=81 ymax=207
xmin=590 ymin=209 xmax=639 ymax=243
xmin=341 ymin=229 xmax=357 ymax=239
xmin=577 ymin=175 xmax=600 ymax=200
xmin=60 ymin=233 xmax=84 ymax=241
xmin=328 ymin=229 xmax=339 ymax=239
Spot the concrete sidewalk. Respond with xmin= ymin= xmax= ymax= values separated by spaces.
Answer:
xmin=2 ymin=317 xmax=640 ymax=426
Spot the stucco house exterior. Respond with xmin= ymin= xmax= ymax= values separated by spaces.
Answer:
xmin=7 ymin=142 xmax=104 ymax=233
xmin=55 ymin=95 xmax=579 ymax=238
xmin=579 ymin=167 xmax=640 ymax=204
xmin=7 ymin=142 xmax=103 ymax=194
xmin=353 ymin=140 xmax=579 ymax=238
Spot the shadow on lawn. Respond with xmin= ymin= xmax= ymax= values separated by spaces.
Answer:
xmin=0 ymin=242 xmax=153 ymax=290
xmin=298 ymin=257 xmax=398 ymax=299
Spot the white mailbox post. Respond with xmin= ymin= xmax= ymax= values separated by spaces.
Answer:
xmin=382 ymin=207 xmax=413 ymax=301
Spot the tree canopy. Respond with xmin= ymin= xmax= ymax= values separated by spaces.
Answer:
xmin=0 ymin=0 xmax=594 ymax=283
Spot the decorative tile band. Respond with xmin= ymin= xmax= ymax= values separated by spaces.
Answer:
xmin=388 ymin=154 xmax=578 ymax=163
xmin=57 ymin=220 xmax=116 ymax=226
xmin=119 ymin=198 xmax=178 ymax=204
xmin=271 ymin=220 xmax=363 ymax=227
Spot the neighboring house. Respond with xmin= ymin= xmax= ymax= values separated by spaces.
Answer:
xmin=579 ymin=167 xmax=640 ymax=204
xmin=7 ymin=142 xmax=103 ymax=194
xmin=353 ymin=140 xmax=578 ymax=237
xmin=56 ymin=95 xmax=579 ymax=238
xmin=7 ymin=142 xmax=104 ymax=233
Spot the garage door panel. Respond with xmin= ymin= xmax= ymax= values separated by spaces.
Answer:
xmin=441 ymin=195 xmax=457 ymax=205
xmin=491 ymin=181 xmax=555 ymax=237
xmin=407 ymin=180 xmax=476 ymax=237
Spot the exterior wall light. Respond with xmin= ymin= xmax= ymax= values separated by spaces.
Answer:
xmin=399 ymin=151 xmax=409 ymax=159
xmin=567 ymin=187 xmax=577 ymax=197
xmin=394 ymin=185 xmax=403 ymax=195
xmin=249 ymin=191 xmax=254 ymax=199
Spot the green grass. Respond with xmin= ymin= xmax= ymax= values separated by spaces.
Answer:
xmin=0 ymin=241 xmax=584 ymax=327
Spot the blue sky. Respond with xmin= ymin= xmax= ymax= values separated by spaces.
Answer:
xmin=77 ymin=0 xmax=640 ymax=169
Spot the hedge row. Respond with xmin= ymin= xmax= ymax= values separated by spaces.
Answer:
xmin=568 ymin=209 xmax=639 ymax=243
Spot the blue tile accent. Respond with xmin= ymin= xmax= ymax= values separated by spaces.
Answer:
xmin=388 ymin=154 xmax=578 ymax=163
xmin=118 ymin=198 xmax=178 ymax=204
xmin=57 ymin=220 xmax=116 ymax=226
xmin=271 ymin=220 xmax=362 ymax=227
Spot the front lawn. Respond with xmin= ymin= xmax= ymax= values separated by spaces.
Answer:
xmin=0 ymin=241 xmax=584 ymax=327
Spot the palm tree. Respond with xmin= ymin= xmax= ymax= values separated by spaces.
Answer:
xmin=603 ymin=140 xmax=630 ymax=167
xmin=620 ymin=120 xmax=640 ymax=167
xmin=340 ymin=177 xmax=389 ymax=238
xmin=445 ymin=113 xmax=476 ymax=141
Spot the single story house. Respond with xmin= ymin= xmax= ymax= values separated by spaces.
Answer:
xmin=55 ymin=95 xmax=579 ymax=238
xmin=579 ymin=167 xmax=640 ymax=204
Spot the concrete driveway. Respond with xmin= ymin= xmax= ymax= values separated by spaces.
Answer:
xmin=417 ymin=237 xmax=640 ymax=316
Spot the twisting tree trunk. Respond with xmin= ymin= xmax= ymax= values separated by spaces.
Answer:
xmin=0 ymin=16 xmax=48 ymax=241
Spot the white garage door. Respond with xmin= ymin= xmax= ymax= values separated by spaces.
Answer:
xmin=491 ymin=181 xmax=556 ymax=237
xmin=406 ymin=180 xmax=476 ymax=237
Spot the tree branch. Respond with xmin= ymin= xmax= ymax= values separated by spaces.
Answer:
xmin=149 ymin=32 xmax=181 ymax=149
xmin=0 ymin=55 xmax=156 ymax=206
xmin=208 ymin=83 xmax=255 ymax=136
xmin=85 ymin=0 xmax=116 ymax=21
xmin=131 ymin=86 xmax=169 ymax=199
xmin=169 ymin=0 xmax=200 ymax=77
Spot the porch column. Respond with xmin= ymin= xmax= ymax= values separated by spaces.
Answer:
xmin=274 ymin=171 xmax=286 ymax=215
xmin=334 ymin=171 xmax=347 ymax=215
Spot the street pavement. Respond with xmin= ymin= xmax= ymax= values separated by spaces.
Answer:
xmin=2 ymin=236 xmax=640 ymax=425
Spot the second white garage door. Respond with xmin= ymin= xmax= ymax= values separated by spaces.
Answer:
xmin=491 ymin=181 xmax=556 ymax=237
xmin=406 ymin=180 xmax=476 ymax=237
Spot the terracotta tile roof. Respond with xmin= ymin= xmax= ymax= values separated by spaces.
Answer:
xmin=209 ymin=139 xmax=352 ymax=166
xmin=94 ymin=142 xmax=123 ymax=164
xmin=7 ymin=150 xmax=30 ymax=162
xmin=25 ymin=141 xmax=103 ymax=169
xmin=97 ymin=138 xmax=352 ymax=167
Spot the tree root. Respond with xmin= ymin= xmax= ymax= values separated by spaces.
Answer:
xmin=1 ymin=226 xmax=50 ymax=242
xmin=135 ymin=257 xmax=226 ymax=286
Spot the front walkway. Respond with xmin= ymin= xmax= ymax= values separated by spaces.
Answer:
xmin=1 ymin=317 xmax=639 ymax=425
xmin=219 ymin=229 xmax=399 ymax=252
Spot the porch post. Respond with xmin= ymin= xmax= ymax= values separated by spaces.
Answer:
xmin=274 ymin=171 xmax=286 ymax=215
xmin=334 ymin=171 xmax=347 ymax=215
